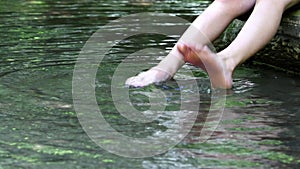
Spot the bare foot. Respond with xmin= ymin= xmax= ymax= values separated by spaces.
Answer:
xmin=125 ymin=67 xmax=171 ymax=87
xmin=177 ymin=43 xmax=207 ymax=71
xmin=178 ymin=44 xmax=233 ymax=89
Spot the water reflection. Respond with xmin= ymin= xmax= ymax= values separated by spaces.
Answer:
xmin=0 ymin=0 xmax=299 ymax=168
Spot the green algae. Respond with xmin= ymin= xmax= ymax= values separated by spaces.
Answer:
xmin=176 ymin=140 xmax=298 ymax=165
xmin=0 ymin=141 xmax=102 ymax=162
xmin=228 ymin=126 xmax=275 ymax=132
xmin=259 ymin=139 xmax=283 ymax=146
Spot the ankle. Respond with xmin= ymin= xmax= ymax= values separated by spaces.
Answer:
xmin=218 ymin=52 xmax=236 ymax=74
xmin=156 ymin=50 xmax=185 ymax=76
xmin=151 ymin=67 xmax=172 ymax=80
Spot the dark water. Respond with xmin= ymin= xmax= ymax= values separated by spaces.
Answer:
xmin=0 ymin=0 xmax=299 ymax=168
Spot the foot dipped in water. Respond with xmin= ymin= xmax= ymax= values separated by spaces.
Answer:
xmin=177 ymin=43 xmax=233 ymax=89
xmin=125 ymin=67 xmax=172 ymax=87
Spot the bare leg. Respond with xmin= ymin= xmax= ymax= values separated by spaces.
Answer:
xmin=125 ymin=0 xmax=255 ymax=87
xmin=179 ymin=0 xmax=300 ymax=89
xmin=220 ymin=0 xmax=299 ymax=70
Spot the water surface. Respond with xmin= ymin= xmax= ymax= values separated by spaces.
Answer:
xmin=0 ymin=0 xmax=299 ymax=168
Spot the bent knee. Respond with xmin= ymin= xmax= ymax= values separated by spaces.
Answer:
xmin=214 ymin=0 xmax=255 ymax=16
xmin=256 ymin=0 xmax=299 ymax=10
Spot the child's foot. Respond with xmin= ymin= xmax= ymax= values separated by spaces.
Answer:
xmin=177 ymin=44 xmax=233 ymax=89
xmin=177 ymin=43 xmax=207 ymax=71
xmin=125 ymin=67 xmax=171 ymax=87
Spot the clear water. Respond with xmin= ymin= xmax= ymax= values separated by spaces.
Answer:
xmin=0 ymin=0 xmax=299 ymax=168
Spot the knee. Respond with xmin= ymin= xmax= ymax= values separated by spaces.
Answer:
xmin=256 ymin=0 xmax=297 ymax=10
xmin=214 ymin=0 xmax=255 ymax=16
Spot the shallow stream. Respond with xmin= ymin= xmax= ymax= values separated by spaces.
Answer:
xmin=0 ymin=0 xmax=299 ymax=168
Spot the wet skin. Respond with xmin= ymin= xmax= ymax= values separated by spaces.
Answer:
xmin=177 ymin=43 xmax=233 ymax=89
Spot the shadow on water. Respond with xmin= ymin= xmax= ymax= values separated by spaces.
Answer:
xmin=0 ymin=0 xmax=299 ymax=168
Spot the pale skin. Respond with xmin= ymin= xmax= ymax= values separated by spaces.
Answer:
xmin=126 ymin=0 xmax=300 ymax=89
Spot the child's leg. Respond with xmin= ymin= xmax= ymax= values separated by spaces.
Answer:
xmin=178 ymin=0 xmax=300 ymax=89
xmin=126 ymin=0 xmax=255 ymax=87
xmin=219 ymin=0 xmax=299 ymax=70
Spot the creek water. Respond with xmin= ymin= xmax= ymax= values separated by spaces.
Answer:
xmin=0 ymin=0 xmax=299 ymax=168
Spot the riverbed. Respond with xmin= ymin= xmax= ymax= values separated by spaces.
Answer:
xmin=0 ymin=0 xmax=299 ymax=168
